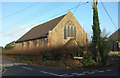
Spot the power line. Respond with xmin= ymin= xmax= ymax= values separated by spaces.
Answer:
xmin=5 ymin=2 xmax=63 ymax=32
xmin=69 ymin=0 xmax=89 ymax=19
xmin=2 ymin=1 xmax=89 ymax=36
xmin=2 ymin=3 xmax=65 ymax=36
xmin=71 ymin=0 xmax=82 ymax=16
xmin=100 ymin=1 xmax=118 ymax=29
xmin=59 ymin=0 xmax=89 ymax=30
xmin=0 ymin=2 xmax=40 ymax=20
xmin=64 ymin=0 xmax=83 ymax=26
xmin=25 ymin=2 xmax=64 ymax=24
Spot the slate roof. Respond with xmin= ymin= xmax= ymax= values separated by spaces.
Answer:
xmin=8 ymin=41 xmax=16 ymax=45
xmin=16 ymin=14 xmax=66 ymax=43
xmin=108 ymin=28 xmax=120 ymax=41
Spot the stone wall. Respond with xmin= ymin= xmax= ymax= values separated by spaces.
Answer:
xmin=15 ymin=38 xmax=48 ymax=49
xmin=48 ymin=11 xmax=88 ymax=47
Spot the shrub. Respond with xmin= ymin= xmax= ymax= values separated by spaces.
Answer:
xmin=41 ymin=50 xmax=56 ymax=61
xmin=83 ymin=52 xmax=98 ymax=67
xmin=0 ymin=46 xmax=3 ymax=49
xmin=99 ymin=37 xmax=111 ymax=65
xmin=78 ymin=48 xmax=83 ymax=57
xmin=4 ymin=44 xmax=14 ymax=50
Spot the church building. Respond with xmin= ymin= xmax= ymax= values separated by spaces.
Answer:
xmin=15 ymin=11 xmax=88 ymax=49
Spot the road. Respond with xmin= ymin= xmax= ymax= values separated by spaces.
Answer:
xmin=0 ymin=57 xmax=120 ymax=78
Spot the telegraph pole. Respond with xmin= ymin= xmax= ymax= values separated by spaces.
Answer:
xmin=92 ymin=0 xmax=101 ymax=61
xmin=92 ymin=0 xmax=98 ymax=9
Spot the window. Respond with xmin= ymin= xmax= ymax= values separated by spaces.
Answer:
xmin=67 ymin=21 xmax=69 ymax=23
xmin=45 ymin=38 xmax=48 ymax=44
xmin=22 ymin=42 xmax=24 ymax=47
xmin=39 ymin=39 xmax=42 ymax=46
xmin=64 ymin=26 xmax=67 ymax=39
xmin=27 ymin=41 xmax=29 ymax=47
xmin=69 ymin=23 xmax=71 ymax=25
xmin=71 ymin=27 xmax=73 ymax=37
xmin=33 ymin=40 xmax=37 ymax=46
xmin=73 ymin=24 xmax=74 ymax=26
xmin=64 ymin=20 xmax=76 ymax=39
xmin=41 ymin=39 xmax=44 ymax=46
xmin=74 ymin=27 xmax=76 ymax=38
xmin=68 ymin=26 xmax=70 ymax=37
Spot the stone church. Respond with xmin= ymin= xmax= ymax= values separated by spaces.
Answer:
xmin=15 ymin=11 xmax=88 ymax=49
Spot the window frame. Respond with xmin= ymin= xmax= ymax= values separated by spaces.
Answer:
xmin=64 ymin=26 xmax=67 ymax=39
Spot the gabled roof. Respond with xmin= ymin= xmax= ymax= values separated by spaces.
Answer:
xmin=7 ymin=41 xmax=16 ymax=45
xmin=109 ymin=28 xmax=120 ymax=41
xmin=16 ymin=14 xmax=66 ymax=43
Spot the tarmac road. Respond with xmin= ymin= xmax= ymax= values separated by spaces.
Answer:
xmin=0 ymin=56 xmax=120 ymax=78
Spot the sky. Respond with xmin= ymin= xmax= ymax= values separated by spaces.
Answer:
xmin=118 ymin=1 xmax=120 ymax=28
xmin=0 ymin=0 xmax=119 ymax=47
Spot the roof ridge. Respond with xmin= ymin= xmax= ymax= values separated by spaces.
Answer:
xmin=32 ymin=14 xmax=66 ymax=29
xmin=109 ymin=28 xmax=120 ymax=38
xmin=16 ymin=14 xmax=66 ymax=43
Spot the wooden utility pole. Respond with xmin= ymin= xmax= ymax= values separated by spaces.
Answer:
xmin=92 ymin=0 xmax=101 ymax=61
xmin=92 ymin=0 xmax=98 ymax=9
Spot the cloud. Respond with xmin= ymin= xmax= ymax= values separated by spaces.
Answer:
xmin=1 ymin=24 xmax=40 ymax=46
xmin=1 ymin=25 xmax=25 ymax=36
xmin=11 ymin=25 xmax=24 ymax=30
xmin=2 ymin=25 xmax=32 ymax=38
xmin=11 ymin=27 xmax=31 ymax=38
xmin=1 ymin=25 xmax=32 ymax=47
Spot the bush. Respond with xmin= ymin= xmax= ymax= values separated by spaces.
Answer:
xmin=0 ymin=46 xmax=3 ymax=49
xmin=41 ymin=48 xmax=72 ymax=61
xmin=79 ymin=48 xmax=83 ymax=56
xmin=4 ymin=44 xmax=14 ymax=50
xmin=83 ymin=52 xmax=98 ymax=67
xmin=41 ymin=50 xmax=56 ymax=61
xmin=99 ymin=37 xmax=111 ymax=65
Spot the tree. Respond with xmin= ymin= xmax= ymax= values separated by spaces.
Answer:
xmin=92 ymin=1 xmax=101 ymax=61
xmin=4 ymin=44 xmax=14 ymax=50
xmin=101 ymin=29 xmax=110 ymax=37
xmin=99 ymin=37 xmax=110 ymax=65
xmin=0 ymin=46 xmax=3 ymax=49
xmin=99 ymin=29 xmax=111 ymax=65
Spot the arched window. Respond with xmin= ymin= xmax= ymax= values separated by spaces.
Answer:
xmin=74 ymin=27 xmax=76 ymax=38
xmin=64 ymin=26 xmax=67 ymax=39
xmin=64 ymin=20 xmax=76 ymax=39
xmin=68 ymin=26 xmax=70 ymax=37
xmin=71 ymin=26 xmax=73 ymax=37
